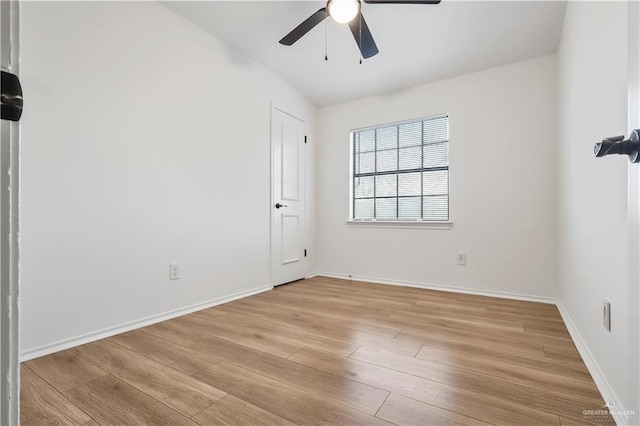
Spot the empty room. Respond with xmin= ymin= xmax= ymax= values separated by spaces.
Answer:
xmin=1 ymin=0 xmax=640 ymax=425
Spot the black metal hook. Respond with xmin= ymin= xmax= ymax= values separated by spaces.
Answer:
xmin=594 ymin=130 xmax=640 ymax=163
xmin=1 ymin=70 xmax=23 ymax=122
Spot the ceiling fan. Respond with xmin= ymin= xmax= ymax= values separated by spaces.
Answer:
xmin=279 ymin=0 xmax=441 ymax=59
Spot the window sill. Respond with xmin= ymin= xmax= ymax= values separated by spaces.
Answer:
xmin=346 ymin=220 xmax=453 ymax=230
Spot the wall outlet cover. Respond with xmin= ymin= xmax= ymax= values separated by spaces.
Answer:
xmin=169 ymin=263 xmax=180 ymax=280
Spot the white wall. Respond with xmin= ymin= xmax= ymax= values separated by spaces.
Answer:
xmin=315 ymin=55 xmax=558 ymax=299
xmin=557 ymin=1 xmax=635 ymax=420
xmin=19 ymin=1 xmax=316 ymax=357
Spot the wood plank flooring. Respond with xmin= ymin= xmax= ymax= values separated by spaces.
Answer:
xmin=20 ymin=276 xmax=615 ymax=425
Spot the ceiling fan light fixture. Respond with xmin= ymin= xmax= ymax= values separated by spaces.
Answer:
xmin=328 ymin=0 xmax=360 ymax=24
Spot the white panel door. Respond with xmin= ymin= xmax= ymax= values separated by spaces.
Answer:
xmin=271 ymin=108 xmax=306 ymax=286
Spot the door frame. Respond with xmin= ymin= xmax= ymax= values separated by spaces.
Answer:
xmin=269 ymin=103 xmax=308 ymax=287
xmin=628 ymin=2 xmax=640 ymax=423
xmin=0 ymin=1 xmax=21 ymax=424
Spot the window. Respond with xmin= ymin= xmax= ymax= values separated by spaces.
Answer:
xmin=351 ymin=115 xmax=449 ymax=222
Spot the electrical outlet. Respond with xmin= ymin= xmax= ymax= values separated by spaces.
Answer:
xmin=457 ymin=252 xmax=466 ymax=266
xmin=169 ymin=263 xmax=180 ymax=280
xmin=603 ymin=299 xmax=611 ymax=331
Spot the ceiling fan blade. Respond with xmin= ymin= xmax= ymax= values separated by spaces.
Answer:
xmin=363 ymin=0 xmax=441 ymax=4
xmin=348 ymin=12 xmax=379 ymax=59
xmin=279 ymin=7 xmax=328 ymax=46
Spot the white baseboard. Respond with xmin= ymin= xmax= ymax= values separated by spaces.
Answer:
xmin=20 ymin=285 xmax=273 ymax=362
xmin=556 ymin=301 xmax=630 ymax=426
xmin=313 ymin=272 xmax=557 ymax=304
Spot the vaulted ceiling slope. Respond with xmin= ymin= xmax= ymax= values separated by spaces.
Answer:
xmin=163 ymin=1 xmax=567 ymax=107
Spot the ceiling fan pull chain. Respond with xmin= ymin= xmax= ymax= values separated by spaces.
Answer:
xmin=325 ymin=19 xmax=329 ymax=61
xmin=359 ymin=12 xmax=363 ymax=64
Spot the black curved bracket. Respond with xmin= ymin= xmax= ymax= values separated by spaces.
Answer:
xmin=594 ymin=130 xmax=640 ymax=163
xmin=1 ymin=70 xmax=23 ymax=122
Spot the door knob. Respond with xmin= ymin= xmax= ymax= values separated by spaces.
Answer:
xmin=594 ymin=130 xmax=640 ymax=163
xmin=275 ymin=203 xmax=288 ymax=209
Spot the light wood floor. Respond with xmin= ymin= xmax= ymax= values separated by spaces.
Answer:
xmin=21 ymin=276 xmax=614 ymax=425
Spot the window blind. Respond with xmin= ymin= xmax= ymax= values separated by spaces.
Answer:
xmin=352 ymin=115 xmax=449 ymax=221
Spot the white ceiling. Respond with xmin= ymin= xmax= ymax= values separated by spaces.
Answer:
xmin=163 ymin=1 xmax=567 ymax=107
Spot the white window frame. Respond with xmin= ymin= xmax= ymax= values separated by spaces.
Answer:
xmin=347 ymin=114 xmax=452 ymax=229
